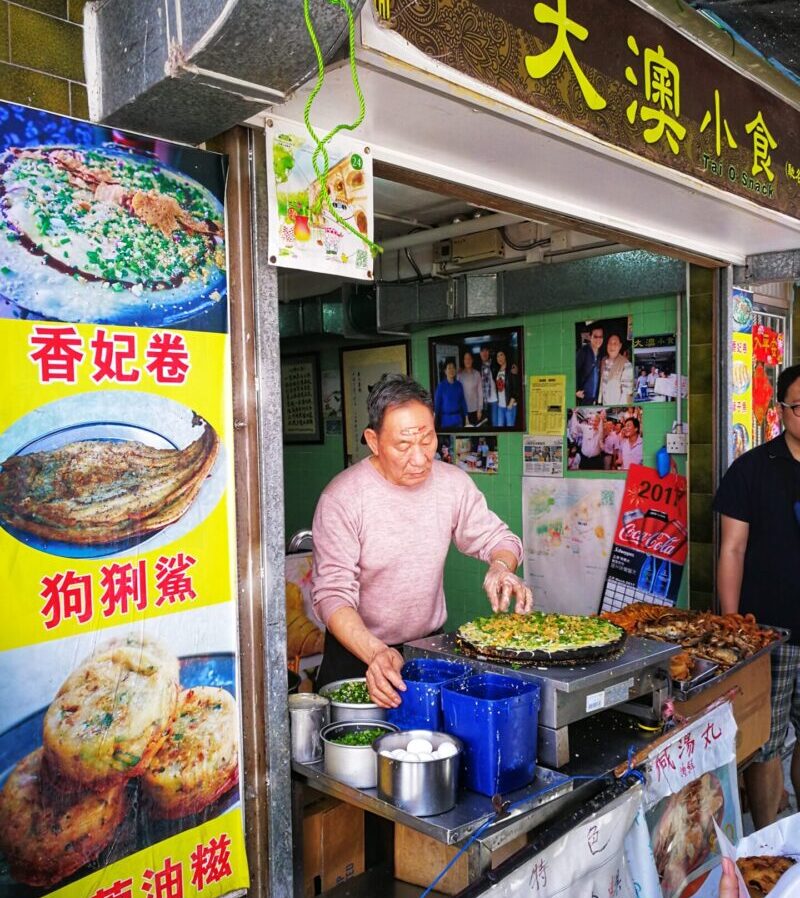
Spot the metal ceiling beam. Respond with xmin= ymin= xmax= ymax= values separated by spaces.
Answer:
xmin=733 ymin=249 xmax=800 ymax=285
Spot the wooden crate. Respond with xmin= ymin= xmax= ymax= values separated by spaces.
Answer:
xmin=675 ymin=652 xmax=772 ymax=764
xmin=394 ymin=823 xmax=527 ymax=895
xmin=302 ymin=796 xmax=365 ymax=897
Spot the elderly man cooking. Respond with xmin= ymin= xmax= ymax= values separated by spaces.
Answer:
xmin=311 ymin=374 xmax=532 ymax=708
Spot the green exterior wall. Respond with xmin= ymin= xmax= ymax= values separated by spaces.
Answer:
xmin=687 ymin=267 xmax=715 ymax=611
xmin=0 ymin=0 xmax=87 ymax=117
xmin=283 ymin=292 xmax=689 ymax=632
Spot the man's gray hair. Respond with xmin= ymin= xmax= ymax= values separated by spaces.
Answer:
xmin=366 ymin=373 xmax=433 ymax=432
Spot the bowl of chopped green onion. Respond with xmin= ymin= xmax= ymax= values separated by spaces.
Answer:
xmin=319 ymin=678 xmax=386 ymax=722
xmin=321 ymin=720 xmax=399 ymax=788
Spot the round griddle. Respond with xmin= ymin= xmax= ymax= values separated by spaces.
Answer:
xmin=454 ymin=628 xmax=627 ymax=667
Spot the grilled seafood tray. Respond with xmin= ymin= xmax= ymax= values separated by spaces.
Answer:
xmin=673 ymin=658 xmax=718 ymax=695
xmin=672 ymin=626 xmax=789 ymax=701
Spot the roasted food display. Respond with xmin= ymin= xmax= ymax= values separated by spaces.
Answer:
xmin=0 ymin=418 xmax=218 ymax=545
xmin=0 ymin=145 xmax=225 ymax=325
xmin=286 ymin=581 xmax=324 ymax=658
xmin=0 ymin=637 xmax=239 ymax=888
xmin=737 ymin=855 xmax=796 ymax=897
xmin=456 ymin=611 xmax=626 ymax=664
xmin=601 ymin=603 xmax=780 ymax=675
xmin=651 ymin=772 xmax=725 ymax=894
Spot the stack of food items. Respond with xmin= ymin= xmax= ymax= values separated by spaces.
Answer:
xmin=0 ymin=636 xmax=239 ymax=888
xmin=601 ymin=603 xmax=780 ymax=681
xmin=737 ymin=856 xmax=795 ymax=897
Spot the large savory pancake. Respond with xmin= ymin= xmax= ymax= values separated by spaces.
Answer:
xmin=456 ymin=611 xmax=626 ymax=664
xmin=0 ymin=145 xmax=225 ymax=325
xmin=142 ymin=686 xmax=239 ymax=819
xmin=0 ymin=418 xmax=218 ymax=545
xmin=43 ymin=641 xmax=178 ymax=789
xmin=0 ymin=748 xmax=127 ymax=887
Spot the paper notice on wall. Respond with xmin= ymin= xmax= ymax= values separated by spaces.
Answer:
xmin=522 ymin=477 xmax=624 ymax=615
xmin=523 ymin=435 xmax=563 ymax=476
xmin=528 ymin=375 xmax=565 ymax=435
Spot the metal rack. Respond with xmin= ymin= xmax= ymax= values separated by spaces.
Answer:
xmin=404 ymin=633 xmax=680 ymax=767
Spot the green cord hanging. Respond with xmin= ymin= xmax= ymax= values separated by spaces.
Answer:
xmin=302 ymin=0 xmax=383 ymax=257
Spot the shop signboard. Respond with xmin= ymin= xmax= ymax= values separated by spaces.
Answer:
xmin=370 ymin=0 xmax=800 ymax=221
xmin=0 ymin=102 xmax=248 ymax=898
xmin=266 ymin=115 xmax=375 ymax=280
xmin=600 ymin=464 xmax=688 ymax=613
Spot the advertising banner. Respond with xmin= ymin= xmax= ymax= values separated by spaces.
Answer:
xmin=522 ymin=477 xmax=624 ymax=615
xmin=639 ymin=703 xmax=741 ymax=898
xmin=600 ymin=464 xmax=688 ymax=613
xmin=0 ymin=102 xmax=248 ymax=898
xmin=266 ymin=115 xmax=374 ymax=280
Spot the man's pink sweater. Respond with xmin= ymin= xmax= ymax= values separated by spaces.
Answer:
xmin=311 ymin=458 xmax=522 ymax=646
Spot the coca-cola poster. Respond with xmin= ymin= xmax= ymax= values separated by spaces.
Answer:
xmin=600 ymin=464 xmax=688 ymax=612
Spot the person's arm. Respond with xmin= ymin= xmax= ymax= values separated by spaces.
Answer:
xmin=311 ymin=491 xmax=405 ymax=708
xmin=325 ymin=607 xmax=405 ymax=708
xmin=458 ymin=381 xmax=468 ymax=421
xmin=717 ymin=514 xmax=749 ymax=615
xmin=451 ymin=478 xmax=532 ymax=613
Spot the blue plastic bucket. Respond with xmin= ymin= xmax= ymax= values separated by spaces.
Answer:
xmin=441 ymin=672 xmax=541 ymax=796
xmin=386 ymin=659 xmax=473 ymax=731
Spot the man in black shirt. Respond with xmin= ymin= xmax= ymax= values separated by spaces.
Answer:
xmin=714 ymin=363 xmax=800 ymax=828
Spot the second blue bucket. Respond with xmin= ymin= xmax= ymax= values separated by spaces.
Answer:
xmin=387 ymin=658 xmax=473 ymax=731
xmin=441 ymin=672 xmax=541 ymax=796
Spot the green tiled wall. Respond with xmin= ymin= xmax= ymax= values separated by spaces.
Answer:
xmin=283 ymin=293 xmax=689 ymax=631
xmin=687 ymin=266 xmax=715 ymax=610
xmin=0 ymin=0 xmax=86 ymax=117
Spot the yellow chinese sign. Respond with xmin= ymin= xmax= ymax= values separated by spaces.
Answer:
xmin=0 ymin=102 xmax=248 ymax=898
xmin=378 ymin=0 xmax=800 ymax=220
xmin=731 ymin=332 xmax=753 ymax=460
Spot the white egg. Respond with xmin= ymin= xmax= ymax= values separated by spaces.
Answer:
xmin=404 ymin=752 xmax=420 ymax=761
xmin=406 ymin=738 xmax=433 ymax=754
xmin=436 ymin=741 xmax=458 ymax=759
xmin=380 ymin=750 xmax=394 ymax=758
xmin=391 ymin=749 xmax=408 ymax=760
xmin=417 ymin=752 xmax=435 ymax=761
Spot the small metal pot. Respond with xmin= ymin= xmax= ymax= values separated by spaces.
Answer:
xmin=319 ymin=678 xmax=387 ymax=722
xmin=373 ymin=730 xmax=463 ymax=816
xmin=321 ymin=720 xmax=398 ymax=789
xmin=289 ymin=693 xmax=330 ymax=763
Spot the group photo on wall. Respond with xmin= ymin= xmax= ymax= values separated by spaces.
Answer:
xmin=575 ymin=316 xmax=634 ymax=407
xmin=429 ymin=327 xmax=525 ymax=432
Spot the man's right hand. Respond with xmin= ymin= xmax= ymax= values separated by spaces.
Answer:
xmin=366 ymin=646 xmax=406 ymax=709
xmin=576 ymin=390 xmax=585 ymax=399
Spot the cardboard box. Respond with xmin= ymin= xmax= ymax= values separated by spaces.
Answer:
xmin=394 ymin=823 xmax=527 ymax=895
xmin=302 ymin=797 xmax=365 ymax=897
xmin=675 ymin=651 xmax=771 ymax=764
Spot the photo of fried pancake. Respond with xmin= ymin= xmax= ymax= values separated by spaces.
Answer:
xmin=737 ymin=856 xmax=796 ymax=897
xmin=43 ymin=640 xmax=179 ymax=789
xmin=0 ymin=636 xmax=240 ymax=891
xmin=0 ymin=144 xmax=226 ymax=326
xmin=651 ymin=772 xmax=725 ymax=894
xmin=0 ymin=418 xmax=218 ymax=546
xmin=0 ymin=748 xmax=127 ymax=887
xmin=143 ymin=686 xmax=239 ymax=820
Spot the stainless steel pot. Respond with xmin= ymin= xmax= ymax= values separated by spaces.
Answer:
xmin=289 ymin=693 xmax=330 ymax=763
xmin=373 ymin=730 xmax=463 ymax=816
xmin=321 ymin=720 xmax=398 ymax=789
xmin=319 ymin=678 xmax=387 ymax=722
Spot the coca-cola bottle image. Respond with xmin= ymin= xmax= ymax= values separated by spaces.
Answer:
xmin=636 ymin=555 xmax=656 ymax=592
xmin=653 ymin=559 xmax=672 ymax=597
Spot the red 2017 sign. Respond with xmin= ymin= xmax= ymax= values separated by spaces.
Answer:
xmin=615 ymin=465 xmax=688 ymax=565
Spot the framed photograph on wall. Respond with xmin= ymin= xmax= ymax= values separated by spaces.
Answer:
xmin=281 ymin=352 xmax=323 ymax=444
xmin=428 ymin=326 xmax=525 ymax=432
xmin=340 ymin=341 xmax=411 ymax=466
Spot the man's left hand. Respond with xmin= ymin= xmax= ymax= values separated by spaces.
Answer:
xmin=483 ymin=561 xmax=533 ymax=614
